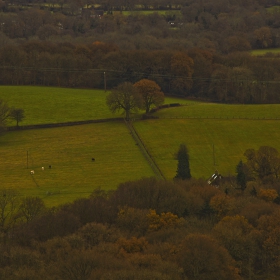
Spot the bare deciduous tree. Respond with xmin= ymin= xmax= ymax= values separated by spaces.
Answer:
xmin=106 ymin=82 xmax=142 ymax=120
xmin=19 ymin=196 xmax=46 ymax=222
xmin=9 ymin=108 xmax=25 ymax=127
xmin=0 ymin=189 xmax=18 ymax=233
xmin=244 ymin=146 xmax=280 ymax=183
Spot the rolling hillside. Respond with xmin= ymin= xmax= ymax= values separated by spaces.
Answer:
xmin=1 ymin=86 xmax=280 ymax=206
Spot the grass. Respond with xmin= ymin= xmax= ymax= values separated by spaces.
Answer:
xmin=266 ymin=5 xmax=280 ymax=13
xmin=164 ymin=97 xmax=196 ymax=105
xmin=113 ymin=10 xmax=181 ymax=16
xmin=0 ymin=122 xmax=154 ymax=206
xmin=133 ymin=118 xmax=280 ymax=179
xmin=2 ymin=85 xmax=280 ymax=206
xmin=153 ymin=103 xmax=280 ymax=119
xmin=0 ymin=86 xmax=188 ymax=126
xmin=250 ymin=48 xmax=280 ymax=56
xmin=0 ymin=86 xmax=116 ymax=126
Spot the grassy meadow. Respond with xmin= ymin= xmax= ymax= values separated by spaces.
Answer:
xmin=0 ymin=122 xmax=154 ymax=206
xmin=250 ymin=48 xmax=280 ymax=56
xmin=154 ymin=102 xmax=280 ymax=119
xmin=134 ymin=118 xmax=280 ymax=179
xmin=0 ymin=86 xmax=116 ymax=126
xmin=1 ymin=85 xmax=280 ymax=206
xmin=113 ymin=10 xmax=181 ymax=16
xmin=0 ymin=86 xmax=190 ymax=126
xmin=266 ymin=5 xmax=280 ymax=13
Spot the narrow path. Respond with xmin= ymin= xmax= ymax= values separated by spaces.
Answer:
xmin=30 ymin=173 xmax=40 ymax=188
xmin=7 ymin=117 xmax=166 ymax=180
xmin=124 ymin=120 xmax=165 ymax=180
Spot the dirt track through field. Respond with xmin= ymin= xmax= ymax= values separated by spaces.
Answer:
xmin=124 ymin=120 xmax=165 ymax=180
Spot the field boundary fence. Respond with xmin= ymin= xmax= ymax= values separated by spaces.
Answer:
xmin=156 ymin=116 xmax=280 ymax=120
xmin=6 ymin=118 xmax=123 ymax=131
xmin=124 ymin=119 xmax=165 ymax=180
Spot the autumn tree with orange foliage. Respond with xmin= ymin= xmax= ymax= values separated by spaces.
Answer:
xmin=147 ymin=209 xmax=183 ymax=232
xmin=170 ymin=52 xmax=194 ymax=96
xmin=210 ymin=193 xmax=234 ymax=219
xmin=254 ymin=27 xmax=273 ymax=49
xmin=133 ymin=79 xmax=164 ymax=113
xmin=258 ymin=188 xmax=279 ymax=202
xmin=117 ymin=236 xmax=148 ymax=254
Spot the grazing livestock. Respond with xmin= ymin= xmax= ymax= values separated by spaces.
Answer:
xmin=49 ymin=165 xmax=52 ymax=169
xmin=30 ymin=170 xmax=34 ymax=174
xmin=42 ymin=167 xmax=44 ymax=170
xmin=92 ymin=158 xmax=95 ymax=161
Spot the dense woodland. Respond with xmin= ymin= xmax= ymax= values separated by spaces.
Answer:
xmin=1 ymin=0 xmax=280 ymax=102
xmin=0 ymin=146 xmax=280 ymax=279
xmin=1 ymin=176 xmax=280 ymax=280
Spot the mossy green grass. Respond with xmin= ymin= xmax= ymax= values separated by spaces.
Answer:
xmin=154 ymin=102 xmax=280 ymax=119
xmin=134 ymin=118 xmax=280 ymax=180
xmin=1 ymin=86 xmax=280 ymax=206
xmin=0 ymin=86 xmax=116 ymax=126
xmin=113 ymin=10 xmax=180 ymax=16
xmin=0 ymin=122 xmax=154 ymax=206
xmin=250 ymin=48 xmax=280 ymax=56
xmin=0 ymin=86 xmax=188 ymax=126
xmin=266 ymin=5 xmax=280 ymax=13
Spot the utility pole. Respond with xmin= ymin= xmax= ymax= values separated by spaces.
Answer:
xmin=104 ymin=71 xmax=107 ymax=92
xmin=213 ymin=144 xmax=216 ymax=166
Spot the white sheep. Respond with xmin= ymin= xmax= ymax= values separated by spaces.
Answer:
xmin=30 ymin=170 xmax=35 ymax=175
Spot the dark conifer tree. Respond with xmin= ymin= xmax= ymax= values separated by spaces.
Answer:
xmin=236 ymin=160 xmax=247 ymax=191
xmin=174 ymin=144 xmax=191 ymax=180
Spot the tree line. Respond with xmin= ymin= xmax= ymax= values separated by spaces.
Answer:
xmin=1 ymin=0 xmax=280 ymax=51
xmin=106 ymin=80 xmax=164 ymax=120
xmin=1 ymin=42 xmax=280 ymax=103
xmin=0 ymin=177 xmax=279 ymax=278
xmin=1 ymin=146 xmax=280 ymax=279
xmin=0 ymin=0 xmax=280 ymax=103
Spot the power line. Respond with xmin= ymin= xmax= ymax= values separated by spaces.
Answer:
xmin=0 ymin=65 xmax=280 ymax=84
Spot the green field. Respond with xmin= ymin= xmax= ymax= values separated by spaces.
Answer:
xmin=1 ymin=86 xmax=280 ymax=206
xmin=154 ymin=103 xmax=280 ymax=119
xmin=250 ymin=48 xmax=280 ymax=56
xmin=113 ymin=10 xmax=181 ymax=16
xmin=134 ymin=118 xmax=280 ymax=179
xmin=0 ymin=86 xmax=116 ymax=125
xmin=0 ymin=86 xmax=189 ymax=126
xmin=266 ymin=5 xmax=280 ymax=13
xmin=0 ymin=122 xmax=154 ymax=206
